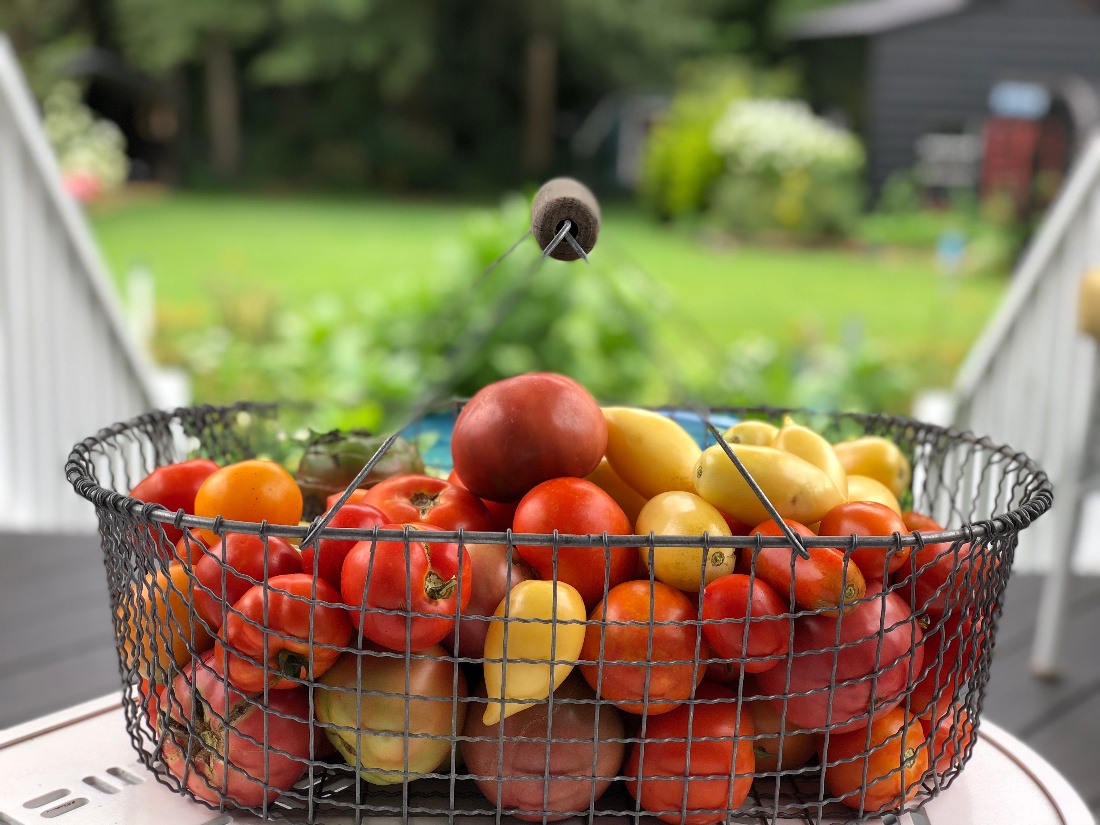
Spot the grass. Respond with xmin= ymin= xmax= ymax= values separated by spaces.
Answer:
xmin=89 ymin=190 xmax=1006 ymax=394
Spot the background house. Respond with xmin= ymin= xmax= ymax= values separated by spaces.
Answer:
xmin=789 ymin=0 xmax=1100 ymax=212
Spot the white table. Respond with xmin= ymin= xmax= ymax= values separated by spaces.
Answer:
xmin=0 ymin=694 xmax=1093 ymax=825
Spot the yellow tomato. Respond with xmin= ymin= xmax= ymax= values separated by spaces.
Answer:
xmin=585 ymin=457 xmax=648 ymax=525
xmin=602 ymin=407 xmax=701 ymax=499
xmin=635 ymin=491 xmax=735 ymax=593
xmin=722 ymin=420 xmax=780 ymax=447
xmin=121 ymin=563 xmax=212 ymax=681
xmin=194 ymin=459 xmax=303 ymax=544
xmin=833 ymin=436 xmax=911 ymax=499
xmin=846 ymin=474 xmax=903 ymax=515
xmin=774 ymin=415 xmax=848 ymax=499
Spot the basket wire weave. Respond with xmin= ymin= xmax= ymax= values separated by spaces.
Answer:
xmin=65 ymin=400 xmax=1051 ymax=825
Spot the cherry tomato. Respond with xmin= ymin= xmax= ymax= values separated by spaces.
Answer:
xmin=818 ymin=501 xmax=910 ymax=580
xmin=192 ymin=533 xmax=303 ymax=629
xmin=625 ymin=682 xmax=755 ymax=825
xmin=754 ymin=581 xmax=923 ymax=734
xmin=701 ymin=574 xmax=790 ymax=673
xmin=214 ymin=574 xmax=353 ymax=692
xmin=361 ymin=474 xmax=494 ymax=532
xmin=580 ymin=580 xmax=706 ymax=715
xmin=820 ymin=706 xmax=929 ymax=813
xmin=513 ymin=477 xmax=636 ymax=611
xmin=130 ymin=458 xmax=219 ymax=545
xmin=299 ymin=502 xmax=388 ymax=590
xmin=748 ymin=519 xmax=865 ymax=615
xmin=893 ymin=511 xmax=973 ymax=621
xmin=341 ymin=523 xmax=472 ymax=652
xmin=448 ymin=468 xmax=519 ymax=531
xmin=194 ymin=459 xmax=303 ymax=545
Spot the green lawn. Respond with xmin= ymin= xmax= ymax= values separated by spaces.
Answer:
xmin=90 ymin=191 xmax=1005 ymax=394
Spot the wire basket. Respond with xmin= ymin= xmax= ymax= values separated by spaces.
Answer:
xmin=66 ymin=400 xmax=1051 ymax=825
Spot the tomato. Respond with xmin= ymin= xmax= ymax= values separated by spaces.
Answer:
xmin=361 ymin=473 xmax=494 ymax=532
xmin=194 ymin=459 xmax=303 ymax=544
xmin=701 ymin=574 xmax=790 ymax=673
xmin=448 ymin=468 xmax=520 ymax=531
xmin=326 ymin=488 xmax=371 ymax=510
xmin=580 ymin=580 xmax=707 ymax=715
xmin=583 ymin=457 xmax=648 ymax=526
xmin=846 ymin=474 xmax=903 ymax=516
xmin=341 ymin=523 xmax=472 ymax=652
xmin=161 ymin=650 xmax=316 ymax=808
xmin=748 ymin=519 xmax=865 ymax=615
xmin=450 ymin=542 xmax=535 ymax=660
xmin=173 ymin=528 xmax=212 ymax=566
xmin=299 ymin=502 xmax=388 ymax=589
xmin=910 ymin=612 xmax=974 ymax=720
xmin=635 ymin=492 xmax=735 ymax=595
xmin=743 ymin=695 xmax=821 ymax=775
xmin=625 ymin=682 xmax=755 ymax=825
xmin=921 ymin=706 xmax=974 ymax=775
xmin=192 ymin=533 xmax=303 ymax=629
xmin=121 ymin=563 xmax=213 ymax=681
xmin=316 ymin=645 xmax=468 ymax=785
xmin=601 ymin=406 xmax=701 ymax=500
xmin=513 ymin=478 xmax=636 ymax=611
xmin=451 ymin=373 xmax=607 ymax=502
xmin=818 ymin=501 xmax=910 ymax=580
xmin=893 ymin=511 xmax=973 ymax=621
xmin=754 ymin=581 xmax=923 ymax=734
xmin=130 ymin=458 xmax=219 ymax=545
xmin=214 ymin=573 xmax=352 ymax=692
xmin=820 ymin=706 xmax=929 ymax=813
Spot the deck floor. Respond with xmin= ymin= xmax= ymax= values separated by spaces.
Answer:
xmin=1 ymin=532 xmax=1098 ymax=818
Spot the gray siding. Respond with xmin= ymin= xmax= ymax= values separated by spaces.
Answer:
xmin=867 ymin=0 xmax=1100 ymax=192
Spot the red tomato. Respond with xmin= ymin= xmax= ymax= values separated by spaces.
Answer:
xmin=160 ymin=651 xmax=316 ymax=808
xmin=299 ymin=502 xmax=388 ymax=589
xmin=341 ymin=523 xmax=472 ymax=652
xmin=513 ymin=477 xmax=635 ymax=611
xmin=820 ymin=706 xmax=929 ymax=813
xmin=893 ymin=511 xmax=973 ymax=621
xmin=325 ymin=488 xmax=371 ymax=511
xmin=910 ymin=612 xmax=974 ymax=720
xmin=214 ymin=574 xmax=353 ymax=692
xmin=701 ymin=574 xmax=791 ymax=673
xmin=451 ymin=372 xmax=607 ymax=502
xmin=192 ymin=533 xmax=303 ymax=629
xmin=818 ymin=502 xmax=910 ymax=580
xmin=749 ymin=519 xmax=866 ymax=615
xmin=447 ymin=468 xmax=519 ymax=531
xmin=173 ymin=528 xmax=212 ymax=566
xmin=921 ymin=706 xmax=974 ymax=775
xmin=625 ymin=682 xmax=755 ymax=825
xmin=754 ymin=581 xmax=923 ymax=734
xmin=194 ymin=459 xmax=303 ymax=545
xmin=580 ymin=580 xmax=707 ymax=715
xmin=361 ymin=474 xmax=494 ymax=532
xmin=130 ymin=459 xmax=219 ymax=545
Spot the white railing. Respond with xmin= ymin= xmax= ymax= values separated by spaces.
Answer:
xmin=0 ymin=36 xmax=158 ymax=532
xmin=950 ymin=132 xmax=1100 ymax=675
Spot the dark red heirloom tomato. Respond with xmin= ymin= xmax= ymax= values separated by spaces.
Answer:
xmin=447 ymin=468 xmax=519 ymax=531
xmin=130 ymin=458 xmax=220 ymax=545
xmin=299 ymin=502 xmax=388 ymax=590
xmin=341 ymin=523 xmax=472 ymax=652
xmin=818 ymin=501 xmax=910 ymax=580
xmin=701 ymin=574 xmax=790 ymax=673
xmin=450 ymin=372 xmax=607 ymax=503
xmin=754 ymin=581 xmax=923 ymax=735
xmin=893 ymin=510 xmax=973 ymax=622
xmin=512 ymin=477 xmax=636 ymax=611
xmin=214 ymin=574 xmax=352 ymax=692
xmin=361 ymin=474 xmax=494 ymax=532
xmin=160 ymin=651 xmax=316 ymax=808
xmin=580 ymin=580 xmax=707 ymax=715
xmin=625 ymin=682 xmax=755 ymax=825
xmin=193 ymin=533 xmax=303 ymax=629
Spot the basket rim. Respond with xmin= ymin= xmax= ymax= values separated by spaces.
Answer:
xmin=65 ymin=400 xmax=1053 ymax=550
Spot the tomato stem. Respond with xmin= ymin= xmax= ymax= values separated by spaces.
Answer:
xmin=275 ymin=650 xmax=309 ymax=682
xmin=425 ymin=570 xmax=457 ymax=601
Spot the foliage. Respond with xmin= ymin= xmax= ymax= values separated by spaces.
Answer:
xmin=639 ymin=59 xmax=799 ymax=220
xmin=42 ymin=81 xmax=129 ymax=196
xmin=706 ymin=99 xmax=864 ymax=240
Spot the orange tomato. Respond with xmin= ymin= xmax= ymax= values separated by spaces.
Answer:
xmin=921 ymin=706 xmax=975 ymax=775
xmin=121 ymin=563 xmax=213 ymax=681
xmin=194 ymin=459 xmax=303 ymax=544
xmin=820 ymin=706 xmax=929 ymax=813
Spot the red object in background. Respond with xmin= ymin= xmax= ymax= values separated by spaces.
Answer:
xmin=980 ymin=117 xmax=1041 ymax=214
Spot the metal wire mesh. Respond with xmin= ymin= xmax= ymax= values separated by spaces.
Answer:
xmin=66 ymin=401 xmax=1051 ymax=825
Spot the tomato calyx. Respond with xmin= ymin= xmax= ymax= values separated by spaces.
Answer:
xmin=408 ymin=490 xmax=442 ymax=519
xmin=275 ymin=649 xmax=310 ymax=682
xmin=425 ymin=569 xmax=458 ymax=600
xmin=708 ymin=550 xmax=727 ymax=567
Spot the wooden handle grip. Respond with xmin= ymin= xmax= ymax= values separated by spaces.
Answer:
xmin=530 ymin=177 xmax=600 ymax=261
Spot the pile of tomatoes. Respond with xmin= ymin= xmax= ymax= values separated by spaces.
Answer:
xmin=122 ymin=372 xmax=982 ymax=824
